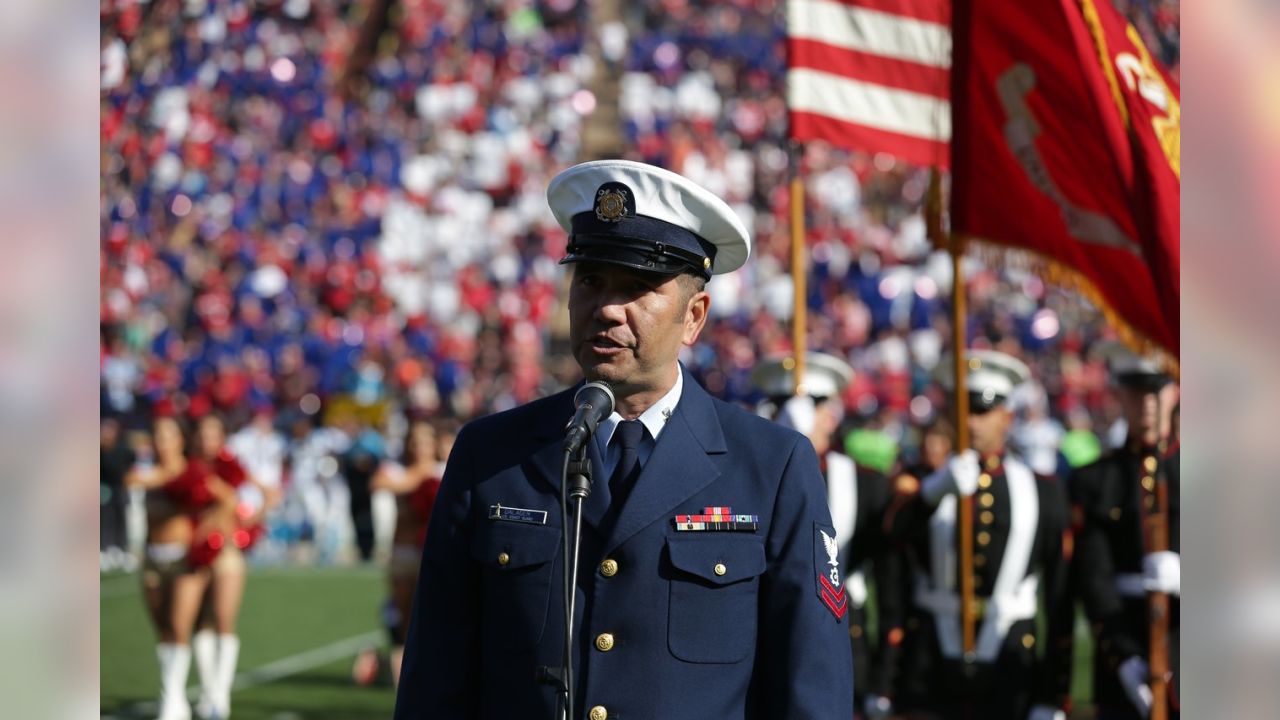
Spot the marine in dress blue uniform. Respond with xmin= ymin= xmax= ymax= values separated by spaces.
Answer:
xmin=1069 ymin=344 xmax=1180 ymax=720
xmin=394 ymin=160 xmax=854 ymax=719
xmin=752 ymin=352 xmax=905 ymax=719
xmin=885 ymin=351 xmax=1073 ymax=720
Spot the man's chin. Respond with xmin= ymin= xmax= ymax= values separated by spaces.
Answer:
xmin=583 ymin=367 xmax=628 ymax=386
xmin=578 ymin=356 xmax=627 ymax=384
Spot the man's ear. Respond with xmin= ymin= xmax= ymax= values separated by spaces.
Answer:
xmin=682 ymin=290 xmax=710 ymax=346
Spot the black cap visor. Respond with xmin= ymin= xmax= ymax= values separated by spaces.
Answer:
xmin=1116 ymin=372 xmax=1173 ymax=392
xmin=559 ymin=212 xmax=716 ymax=279
xmin=968 ymin=390 xmax=1009 ymax=415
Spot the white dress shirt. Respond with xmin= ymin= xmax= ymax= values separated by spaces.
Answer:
xmin=594 ymin=366 xmax=683 ymax=480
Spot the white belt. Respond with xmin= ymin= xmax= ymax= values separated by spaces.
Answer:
xmin=983 ymin=574 xmax=1039 ymax=629
xmin=1115 ymin=573 xmax=1146 ymax=597
xmin=914 ymin=573 xmax=1040 ymax=661
xmin=913 ymin=577 xmax=961 ymax=616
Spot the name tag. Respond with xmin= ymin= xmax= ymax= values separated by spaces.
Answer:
xmin=488 ymin=504 xmax=548 ymax=526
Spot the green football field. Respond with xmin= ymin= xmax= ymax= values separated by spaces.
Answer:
xmin=101 ymin=565 xmax=397 ymax=720
xmin=102 ymin=565 xmax=1097 ymax=718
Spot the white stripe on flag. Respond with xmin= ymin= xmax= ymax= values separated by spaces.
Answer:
xmin=788 ymin=67 xmax=951 ymax=140
xmin=788 ymin=0 xmax=951 ymax=69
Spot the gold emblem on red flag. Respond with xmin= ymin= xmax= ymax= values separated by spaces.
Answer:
xmin=1116 ymin=26 xmax=1180 ymax=179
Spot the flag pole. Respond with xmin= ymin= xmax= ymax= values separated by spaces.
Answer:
xmin=789 ymin=143 xmax=808 ymax=394
xmin=1145 ymin=392 xmax=1172 ymax=720
xmin=931 ymin=166 xmax=976 ymax=657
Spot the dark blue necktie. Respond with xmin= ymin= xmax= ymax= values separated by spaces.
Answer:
xmin=609 ymin=420 xmax=645 ymax=504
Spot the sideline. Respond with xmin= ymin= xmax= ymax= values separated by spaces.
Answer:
xmin=101 ymin=630 xmax=384 ymax=719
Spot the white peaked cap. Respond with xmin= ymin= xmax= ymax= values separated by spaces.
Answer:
xmin=751 ymin=351 xmax=855 ymax=399
xmin=547 ymin=159 xmax=751 ymax=277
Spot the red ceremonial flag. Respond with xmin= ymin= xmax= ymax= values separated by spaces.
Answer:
xmin=950 ymin=0 xmax=1180 ymax=356
xmin=787 ymin=0 xmax=952 ymax=167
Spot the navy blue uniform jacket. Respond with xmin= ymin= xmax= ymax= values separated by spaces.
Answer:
xmin=395 ymin=367 xmax=854 ymax=719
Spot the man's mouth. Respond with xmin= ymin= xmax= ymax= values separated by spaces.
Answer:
xmin=586 ymin=335 xmax=629 ymax=356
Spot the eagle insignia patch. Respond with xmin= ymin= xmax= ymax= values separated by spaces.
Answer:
xmin=814 ymin=523 xmax=847 ymax=621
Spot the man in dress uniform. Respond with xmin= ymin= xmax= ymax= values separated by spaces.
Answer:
xmin=394 ymin=160 xmax=853 ymax=719
xmin=885 ymin=350 xmax=1072 ymax=720
xmin=752 ymin=352 xmax=905 ymax=719
xmin=1070 ymin=344 xmax=1179 ymax=719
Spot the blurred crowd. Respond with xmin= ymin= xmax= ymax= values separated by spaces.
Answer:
xmin=99 ymin=0 xmax=1178 ymax=566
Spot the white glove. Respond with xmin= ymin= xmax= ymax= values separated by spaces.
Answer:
xmin=1027 ymin=704 xmax=1065 ymax=720
xmin=863 ymin=694 xmax=892 ymax=719
xmin=1142 ymin=551 xmax=1180 ymax=595
xmin=776 ymin=394 xmax=816 ymax=437
xmin=1118 ymin=656 xmax=1153 ymax=718
xmin=922 ymin=449 xmax=980 ymax=503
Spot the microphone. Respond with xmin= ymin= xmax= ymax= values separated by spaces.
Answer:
xmin=563 ymin=381 xmax=615 ymax=453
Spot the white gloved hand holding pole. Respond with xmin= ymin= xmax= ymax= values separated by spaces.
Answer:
xmin=1118 ymin=655 xmax=1153 ymax=718
xmin=1142 ymin=551 xmax=1180 ymax=596
xmin=922 ymin=449 xmax=980 ymax=504
xmin=776 ymin=394 xmax=816 ymax=437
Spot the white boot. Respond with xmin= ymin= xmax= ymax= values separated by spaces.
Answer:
xmin=213 ymin=634 xmax=240 ymax=718
xmin=191 ymin=630 xmax=218 ymax=719
xmin=157 ymin=643 xmax=192 ymax=720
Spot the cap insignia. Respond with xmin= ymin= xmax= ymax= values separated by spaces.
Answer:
xmin=595 ymin=187 xmax=629 ymax=222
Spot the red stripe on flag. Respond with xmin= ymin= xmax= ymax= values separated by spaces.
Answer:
xmin=822 ymin=0 xmax=950 ymax=25
xmin=788 ymin=38 xmax=949 ymax=98
xmin=790 ymin=110 xmax=949 ymax=167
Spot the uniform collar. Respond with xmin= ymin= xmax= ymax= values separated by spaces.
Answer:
xmin=980 ymin=450 xmax=1004 ymax=472
xmin=596 ymin=364 xmax=684 ymax=449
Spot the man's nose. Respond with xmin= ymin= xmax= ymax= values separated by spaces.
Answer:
xmin=593 ymin=290 xmax=628 ymax=324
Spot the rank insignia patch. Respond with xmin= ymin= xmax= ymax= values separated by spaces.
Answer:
xmin=488 ymin=504 xmax=548 ymax=525
xmin=814 ymin=523 xmax=848 ymax=621
xmin=673 ymin=506 xmax=759 ymax=532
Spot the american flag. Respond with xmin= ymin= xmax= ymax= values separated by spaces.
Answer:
xmin=787 ymin=0 xmax=952 ymax=167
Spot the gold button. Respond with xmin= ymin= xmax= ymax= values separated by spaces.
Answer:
xmin=1022 ymin=633 xmax=1035 ymax=649
xmin=1144 ymin=456 xmax=1158 ymax=472
xmin=1142 ymin=475 xmax=1156 ymax=491
xmin=980 ymin=511 xmax=995 ymax=525
xmin=974 ymin=554 xmax=987 ymax=567
xmin=497 ymin=552 xmax=510 ymax=566
xmin=979 ymin=493 xmax=995 ymax=508
xmin=1145 ymin=496 xmax=1156 ymax=509
xmin=977 ymin=531 xmax=991 ymax=546
xmin=978 ymin=473 xmax=993 ymax=489
xmin=985 ymin=455 xmax=1001 ymax=470
xmin=595 ymin=633 xmax=615 ymax=652
xmin=850 ymin=624 xmax=863 ymax=638
xmin=1109 ymin=507 xmax=1122 ymax=521
xmin=589 ymin=706 xmax=608 ymax=720
xmin=714 ymin=563 xmax=727 ymax=576
xmin=600 ymin=558 xmax=618 ymax=577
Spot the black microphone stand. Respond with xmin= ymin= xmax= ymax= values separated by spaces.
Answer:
xmin=539 ymin=443 xmax=592 ymax=720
